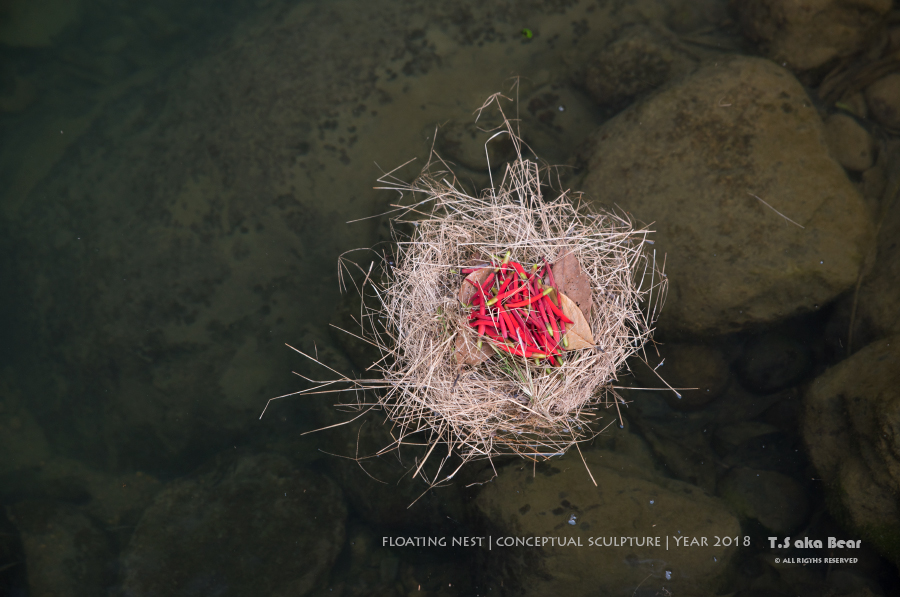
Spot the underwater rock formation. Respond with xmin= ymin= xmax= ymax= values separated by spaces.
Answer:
xmin=581 ymin=56 xmax=873 ymax=334
xmin=804 ymin=337 xmax=900 ymax=567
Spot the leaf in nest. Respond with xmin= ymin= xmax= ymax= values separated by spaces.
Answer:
xmin=559 ymin=292 xmax=594 ymax=350
xmin=456 ymin=266 xmax=493 ymax=366
xmin=457 ymin=266 xmax=492 ymax=305
xmin=455 ymin=329 xmax=493 ymax=366
xmin=552 ymin=249 xmax=592 ymax=321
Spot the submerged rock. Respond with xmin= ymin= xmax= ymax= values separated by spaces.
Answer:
xmin=120 ymin=453 xmax=346 ymax=596
xmin=736 ymin=331 xmax=812 ymax=393
xmin=718 ymin=467 xmax=809 ymax=534
xmin=824 ymin=113 xmax=876 ymax=172
xmin=734 ymin=0 xmax=892 ymax=71
xmin=581 ymin=56 xmax=873 ymax=334
xmin=865 ymin=73 xmax=900 ymax=130
xmin=475 ymin=447 xmax=740 ymax=596
xmin=582 ymin=26 xmax=675 ymax=115
xmin=6 ymin=500 xmax=113 ymax=597
xmin=804 ymin=337 xmax=900 ymax=567
xmin=847 ymin=148 xmax=900 ymax=344
xmin=632 ymin=342 xmax=731 ymax=410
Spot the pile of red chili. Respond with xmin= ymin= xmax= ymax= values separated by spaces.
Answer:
xmin=462 ymin=252 xmax=574 ymax=366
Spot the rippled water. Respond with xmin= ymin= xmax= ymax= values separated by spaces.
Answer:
xmin=1 ymin=0 xmax=898 ymax=595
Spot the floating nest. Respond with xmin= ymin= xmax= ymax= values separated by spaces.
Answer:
xmin=293 ymin=93 xmax=665 ymax=485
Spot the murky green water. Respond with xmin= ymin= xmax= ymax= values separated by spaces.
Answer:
xmin=1 ymin=0 xmax=898 ymax=595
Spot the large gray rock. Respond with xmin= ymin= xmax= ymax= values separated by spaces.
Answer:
xmin=804 ymin=337 xmax=900 ymax=567
xmin=581 ymin=56 xmax=873 ymax=334
xmin=734 ymin=0 xmax=892 ymax=71
xmin=475 ymin=446 xmax=740 ymax=596
xmin=120 ymin=453 xmax=346 ymax=597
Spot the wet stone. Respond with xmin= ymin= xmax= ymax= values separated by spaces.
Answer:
xmin=327 ymin=422 xmax=465 ymax=529
xmin=865 ymin=73 xmax=900 ymax=130
xmin=849 ymin=153 xmax=900 ymax=341
xmin=475 ymin=448 xmax=740 ymax=596
xmin=583 ymin=26 xmax=674 ymax=114
xmin=825 ymin=113 xmax=876 ymax=172
xmin=734 ymin=0 xmax=893 ymax=70
xmin=120 ymin=453 xmax=346 ymax=597
xmin=633 ymin=343 xmax=731 ymax=410
xmin=737 ymin=332 xmax=812 ymax=394
xmin=435 ymin=119 xmax=515 ymax=172
xmin=6 ymin=500 xmax=113 ymax=597
xmin=581 ymin=56 xmax=873 ymax=334
xmin=714 ymin=422 xmax=805 ymax=474
xmin=804 ymin=336 xmax=900 ymax=568
xmin=718 ymin=467 xmax=810 ymax=534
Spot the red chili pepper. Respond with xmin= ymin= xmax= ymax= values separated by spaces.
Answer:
xmin=543 ymin=259 xmax=559 ymax=291
xmin=469 ymin=316 xmax=502 ymax=328
xmin=491 ymin=341 xmax=545 ymax=359
xmin=509 ymin=309 xmax=539 ymax=349
xmin=480 ymin=272 xmax=496 ymax=292
xmin=541 ymin=330 xmax=561 ymax=355
xmin=533 ymin=329 xmax=550 ymax=354
xmin=506 ymin=287 xmax=553 ymax=308
xmin=496 ymin=274 xmax=514 ymax=295
xmin=487 ymin=281 xmax=526 ymax=306
xmin=497 ymin=303 xmax=522 ymax=339
xmin=510 ymin=261 xmax=528 ymax=280
xmin=537 ymin=298 xmax=554 ymax=337
xmin=514 ymin=326 xmax=536 ymax=356
xmin=543 ymin=294 xmax=574 ymax=324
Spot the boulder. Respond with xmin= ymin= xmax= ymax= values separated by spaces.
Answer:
xmin=718 ymin=467 xmax=809 ymax=534
xmin=865 ymin=73 xmax=900 ymax=130
xmin=736 ymin=331 xmax=812 ymax=393
xmin=733 ymin=0 xmax=892 ymax=71
xmin=120 ymin=453 xmax=346 ymax=596
xmin=583 ymin=26 xmax=676 ymax=114
xmin=824 ymin=113 xmax=876 ymax=172
xmin=848 ymin=146 xmax=900 ymax=345
xmin=581 ymin=56 xmax=873 ymax=334
xmin=804 ymin=337 xmax=900 ymax=566
xmin=631 ymin=342 xmax=731 ymax=410
xmin=475 ymin=447 xmax=740 ymax=596
xmin=714 ymin=422 xmax=805 ymax=474
xmin=6 ymin=500 xmax=112 ymax=597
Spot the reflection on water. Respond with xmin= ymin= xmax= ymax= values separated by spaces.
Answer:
xmin=1 ymin=0 xmax=899 ymax=595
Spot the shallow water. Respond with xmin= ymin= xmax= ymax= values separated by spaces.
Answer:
xmin=1 ymin=0 xmax=898 ymax=595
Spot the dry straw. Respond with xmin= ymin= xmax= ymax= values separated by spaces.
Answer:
xmin=275 ymin=92 xmax=666 ymax=486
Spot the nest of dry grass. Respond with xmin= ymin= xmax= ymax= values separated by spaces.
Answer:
xmin=289 ymin=93 xmax=665 ymax=485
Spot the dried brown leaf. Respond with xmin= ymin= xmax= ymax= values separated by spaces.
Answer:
xmin=456 ymin=266 xmax=494 ymax=366
xmin=559 ymin=292 xmax=594 ymax=350
xmin=455 ymin=329 xmax=493 ymax=366
xmin=457 ymin=266 xmax=491 ymax=304
xmin=552 ymin=249 xmax=592 ymax=320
